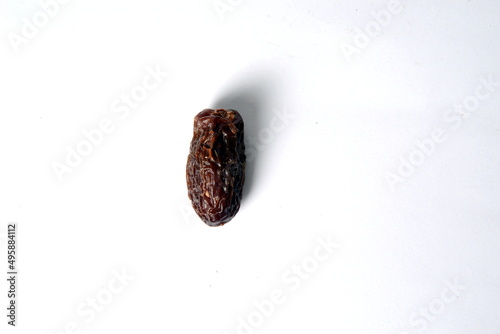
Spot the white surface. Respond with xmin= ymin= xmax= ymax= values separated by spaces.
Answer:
xmin=1 ymin=1 xmax=499 ymax=333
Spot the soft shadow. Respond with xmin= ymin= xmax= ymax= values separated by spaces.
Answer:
xmin=211 ymin=70 xmax=281 ymax=202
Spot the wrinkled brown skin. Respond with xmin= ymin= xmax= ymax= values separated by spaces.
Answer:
xmin=186 ymin=109 xmax=245 ymax=226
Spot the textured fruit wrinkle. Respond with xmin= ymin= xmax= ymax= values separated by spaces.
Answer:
xmin=186 ymin=108 xmax=245 ymax=226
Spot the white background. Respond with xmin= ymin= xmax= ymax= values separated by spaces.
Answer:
xmin=1 ymin=0 xmax=500 ymax=333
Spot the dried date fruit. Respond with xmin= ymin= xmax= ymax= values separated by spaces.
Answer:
xmin=186 ymin=108 xmax=245 ymax=226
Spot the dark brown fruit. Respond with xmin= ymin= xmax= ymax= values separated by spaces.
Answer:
xmin=186 ymin=109 xmax=245 ymax=226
